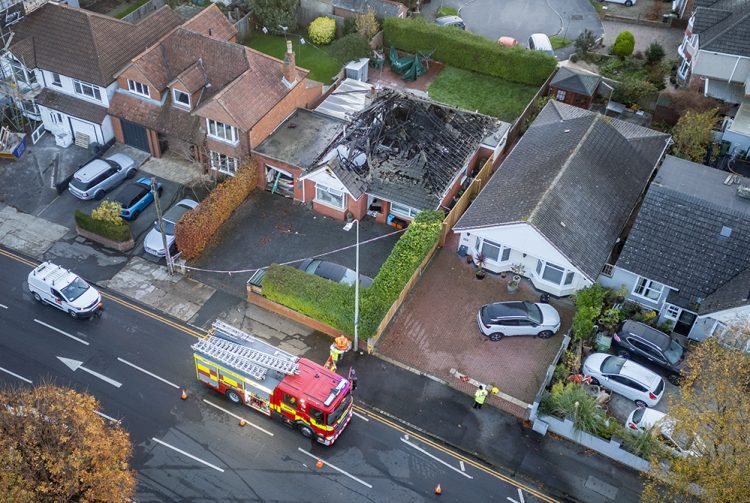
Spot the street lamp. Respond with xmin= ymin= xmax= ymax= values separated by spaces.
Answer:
xmin=343 ymin=219 xmax=359 ymax=353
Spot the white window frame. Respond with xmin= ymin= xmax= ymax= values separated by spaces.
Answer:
xmin=173 ymin=88 xmax=191 ymax=108
xmin=390 ymin=201 xmax=420 ymax=219
xmin=73 ymin=80 xmax=101 ymax=101
xmin=127 ymin=79 xmax=150 ymax=98
xmin=541 ymin=262 xmax=565 ymax=285
xmin=207 ymin=118 xmax=238 ymax=144
xmin=633 ymin=276 xmax=664 ymax=302
xmin=10 ymin=59 xmax=35 ymax=85
xmin=479 ymin=239 xmax=511 ymax=264
xmin=49 ymin=111 xmax=63 ymax=125
xmin=564 ymin=271 xmax=575 ymax=286
xmin=51 ymin=72 xmax=62 ymax=87
xmin=315 ymin=183 xmax=345 ymax=210
xmin=209 ymin=151 xmax=239 ymax=176
xmin=535 ymin=259 xmax=572 ymax=286
xmin=556 ymin=89 xmax=566 ymax=101
xmin=663 ymin=304 xmax=681 ymax=320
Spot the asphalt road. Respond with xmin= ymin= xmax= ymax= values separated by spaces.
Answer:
xmin=0 ymin=248 xmax=556 ymax=503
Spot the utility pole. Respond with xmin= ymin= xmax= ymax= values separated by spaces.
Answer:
xmin=344 ymin=219 xmax=360 ymax=352
xmin=151 ymin=177 xmax=173 ymax=275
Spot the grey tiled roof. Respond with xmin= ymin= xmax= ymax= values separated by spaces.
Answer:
xmin=328 ymin=158 xmax=368 ymax=200
xmin=550 ymin=67 xmax=601 ymax=97
xmin=692 ymin=0 xmax=750 ymax=57
xmin=454 ymin=101 xmax=670 ymax=281
xmin=616 ymin=155 xmax=750 ymax=313
xmin=699 ymin=267 xmax=750 ymax=314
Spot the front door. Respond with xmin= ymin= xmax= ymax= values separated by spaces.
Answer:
xmin=121 ymin=119 xmax=150 ymax=153
xmin=674 ymin=310 xmax=697 ymax=336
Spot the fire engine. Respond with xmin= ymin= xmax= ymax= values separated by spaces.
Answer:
xmin=192 ymin=320 xmax=353 ymax=445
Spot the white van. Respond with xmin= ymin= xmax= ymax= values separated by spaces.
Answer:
xmin=28 ymin=262 xmax=103 ymax=318
xmin=528 ymin=33 xmax=555 ymax=57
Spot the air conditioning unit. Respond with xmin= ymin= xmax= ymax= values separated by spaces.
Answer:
xmin=344 ymin=58 xmax=369 ymax=83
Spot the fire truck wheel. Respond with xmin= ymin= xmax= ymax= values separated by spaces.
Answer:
xmin=225 ymin=390 xmax=241 ymax=404
xmin=298 ymin=424 xmax=314 ymax=438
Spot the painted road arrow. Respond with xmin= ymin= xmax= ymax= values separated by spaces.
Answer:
xmin=57 ymin=357 xmax=122 ymax=388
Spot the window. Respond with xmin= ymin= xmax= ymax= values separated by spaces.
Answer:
xmin=633 ymin=277 xmax=664 ymax=301
xmin=556 ymin=89 xmax=566 ymax=101
xmin=664 ymin=304 xmax=680 ymax=320
xmin=73 ymin=80 xmax=101 ymax=101
xmin=51 ymin=72 xmax=61 ymax=87
xmin=315 ymin=184 xmax=345 ymax=209
xmin=309 ymin=407 xmax=324 ymax=422
xmin=127 ymin=79 xmax=150 ymax=98
xmin=564 ymin=271 xmax=575 ymax=286
xmin=207 ymin=119 xmax=238 ymax=143
xmin=282 ymin=393 xmax=298 ymax=409
xmin=630 ymin=339 xmax=664 ymax=361
xmin=541 ymin=262 xmax=565 ymax=285
xmin=173 ymin=89 xmax=191 ymax=108
xmin=480 ymin=239 xmax=510 ymax=263
xmin=49 ymin=112 xmax=63 ymax=125
xmin=536 ymin=259 xmax=543 ymax=275
xmin=209 ymin=151 xmax=239 ymax=176
xmin=390 ymin=201 xmax=420 ymax=219
xmin=11 ymin=59 xmax=36 ymax=85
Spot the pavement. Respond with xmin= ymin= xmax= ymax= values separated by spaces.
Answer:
xmin=600 ymin=19 xmax=684 ymax=54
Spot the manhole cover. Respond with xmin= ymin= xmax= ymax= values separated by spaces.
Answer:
xmin=572 ymin=14 xmax=584 ymax=20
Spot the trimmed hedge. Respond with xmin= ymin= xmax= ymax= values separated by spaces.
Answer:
xmin=75 ymin=210 xmax=130 ymax=242
xmin=383 ymin=17 xmax=556 ymax=87
xmin=261 ymin=210 xmax=444 ymax=339
xmin=175 ymin=160 xmax=258 ymax=260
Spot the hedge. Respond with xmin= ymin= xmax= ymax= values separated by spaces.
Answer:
xmin=383 ymin=17 xmax=556 ymax=87
xmin=175 ymin=160 xmax=258 ymax=260
xmin=75 ymin=210 xmax=131 ymax=242
xmin=261 ymin=210 xmax=444 ymax=339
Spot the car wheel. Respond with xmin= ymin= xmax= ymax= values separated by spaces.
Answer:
xmin=32 ymin=292 xmax=42 ymax=302
xmin=298 ymin=424 xmax=314 ymax=438
xmin=126 ymin=169 xmax=136 ymax=179
xmin=667 ymin=373 xmax=682 ymax=386
xmin=538 ymin=330 xmax=554 ymax=339
xmin=68 ymin=310 xmax=79 ymax=319
xmin=94 ymin=190 xmax=105 ymax=200
xmin=635 ymin=399 xmax=648 ymax=408
xmin=489 ymin=332 xmax=504 ymax=341
xmin=617 ymin=349 xmax=631 ymax=359
xmin=131 ymin=210 xmax=140 ymax=220
xmin=625 ymin=0 xmax=633 ymax=5
xmin=225 ymin=389 xmax=241 ymax=404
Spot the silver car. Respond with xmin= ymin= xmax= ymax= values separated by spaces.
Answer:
xmin=143 ymin=199 xmax=198 ymax=257
xmin=68 ymin=153 xmax=137 ymax=200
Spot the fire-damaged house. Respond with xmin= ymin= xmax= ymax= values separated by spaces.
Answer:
xmin=253 ymin=89 xmax=510 ymax=224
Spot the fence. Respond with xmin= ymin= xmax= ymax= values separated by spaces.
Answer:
xmin=233 ymin=11 xmax=253 ymax=40
xmin=505 ymin=70 xmax=555 ymax=147
xmin=529 ymin=332 xmax=571 ymax=421
xmin=121 ymin=0 xmax=165 ymax=23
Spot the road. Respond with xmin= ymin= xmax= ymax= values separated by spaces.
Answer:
xmin=0 ymin=247 xmax=556 ymax=503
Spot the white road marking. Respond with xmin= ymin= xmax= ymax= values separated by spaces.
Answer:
xmin=117 ymin=357 xmax=180 ymax=389
xmin=507 ymin=488 xmax=525 ymax=503
xmin=95 ymin=410 xmax=121 ymax=423
xmin=401 ymin=436 xmax=473 ymax=479
xmin=0 ymin=365 xmax=32 ymax=384
xmin=297 ymin=447 xmax=373 ymax=489
xmin=152 ymin=437 xmax=225 ymax=473
xmin=460 ymin=460 xmax=465 ymax=472
xmin=202 ymin=399 xmax=274 ymax=437
xmin=34 ymin=319 xmax=90 ymax=346
xmin=57 ymin=356 xmax=122 ymax=388
xmin=353 ymin=411 xmax=369 ymax=422
xmin=0 ymin=303 xmax=8 ymax=309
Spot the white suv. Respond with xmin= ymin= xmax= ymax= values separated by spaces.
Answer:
xmin=477 ymin=301 xmax=561 ymax=341
xmin=583 ymin=353 xmax=665 ymax=407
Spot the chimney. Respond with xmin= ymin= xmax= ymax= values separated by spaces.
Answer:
xmin=282 ymin=40 xmax=298 ymax=85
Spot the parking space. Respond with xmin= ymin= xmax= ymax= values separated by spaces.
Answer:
xmin=376 ymin=235 xmax=575 ymax=415
xmin=605 ymin=367 xmax=678 ymax=425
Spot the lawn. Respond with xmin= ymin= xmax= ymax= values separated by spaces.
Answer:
xmin=427 ymin=67 xmax=539 ymax=121
xmin=549 ymin=36 xmax=572 ymax=50
xmin=244 ymin=34 xmax=342 ymax=83
xmin=113 ymin=0 xmax=150 ymax=19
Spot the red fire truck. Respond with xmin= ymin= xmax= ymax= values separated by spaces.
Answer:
xmin=192 ymin=320 xmax=353 ymax=445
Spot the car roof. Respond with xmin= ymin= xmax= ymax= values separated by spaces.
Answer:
xmin=620 ymin=359 xmax=661 ymax=386
xmin=621 ymin=320 xmax=670 ymax=351
xmin=114 ymin=183 xmax=149 ymax=205
xmin=484 ymin=301 xmax=530 ymax=319
xmin=74 ymin=159 xmax=111 ymax=181
xmin=163 ymin=199 xmax=197 ymax=222
xmin=435 ymin=15 xmax=463 ymax=24
xmin=635 ymin=407 xmax=667 ymax=428
xmin=312 ymin=261 xmax=348 ymax=282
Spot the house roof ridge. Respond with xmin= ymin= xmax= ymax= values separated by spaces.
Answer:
xmin=701 ymin=6 xmax=750 ymax=46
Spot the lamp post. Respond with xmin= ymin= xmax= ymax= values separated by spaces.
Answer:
xmin=343 ymin=219 xmax=359 ymax=353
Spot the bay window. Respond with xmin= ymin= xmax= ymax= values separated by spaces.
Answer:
xmin=390 ymin=202 xmax=420 ymax=219
xmin=315 ymin=184 xmax=345 ymax=209
xmin=480 ymin=239 xmax=511 ymax=263
xmin=535 ymin=259 xmax=575 ymax=287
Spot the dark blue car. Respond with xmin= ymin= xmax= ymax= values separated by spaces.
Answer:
xmin=114 ymin=177 xmax=162 ymax=220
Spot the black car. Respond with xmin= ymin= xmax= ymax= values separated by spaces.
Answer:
xmin=612 ymin=320 xmax=686 ymax=384
xmin=297 ymin=259 xmax=374 ymax=288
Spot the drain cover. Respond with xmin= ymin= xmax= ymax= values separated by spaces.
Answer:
xmin=572 ymin=14 xmax=584 ymax=20
xmin=585 ymin=475 xmax=618 ymax=500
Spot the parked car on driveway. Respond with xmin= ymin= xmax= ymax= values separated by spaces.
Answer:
xmin=68 ymin=153 xmax=137 ymax=201
xmin=599 ymin=0 xmax=636 ymax=6
xmin=143 ymin=199 xmax=198 ymax=257
xmin=528 ymin=33 xmax=555 ymax=56
xmin=114 ymin=177 xmax=162 ymax=221
xmin=625 ymin=407 xmax=703 ymax=457
xmin=583 ymin=353 xmax=665 ymax=407
xmin=434 ymin=15 xmax=465 ymax=30
xmin=297 ymin=259 xmax=373 ymax=288
xmin=477 ymin=300 xmax=561 ymax=341
xmin=613 ymin=320 xmax=686 ymax=384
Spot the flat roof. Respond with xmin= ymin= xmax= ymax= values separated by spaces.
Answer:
xmin=315 ymin=78 xmax=372 ymax=121
xmin=728 ymin=100 xmax=750 ymax=137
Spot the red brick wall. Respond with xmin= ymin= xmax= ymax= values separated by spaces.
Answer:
xmin=303 ymin=179 xmax=315 ymax=203
xmin=248 ymin=79 xmax=323 ymax=148
xmin=112 ymin=116 xmax=124 ymax=144
xmin=205 ymin=136 xmax=245 ymax=159
xmin=313 ymin=200 xmax=347 ymax=220
xmin=348 ymin=194 xmax=367 ymax=220
xmin=253 ymin=154 xmax=304 ymax=200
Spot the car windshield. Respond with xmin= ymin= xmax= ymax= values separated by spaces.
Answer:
xmin=60 ymin=277 xmax=90 ymax=302
xmin=525 ymin=302 xmax=542 ymax=324
xmin=153 ymin=220 xmax=176 ymax=236
xmin=663 ymin=339 xmax=684 ymax=364
xmin=601 ymin=355 xmax=626 ymax=374
xmin=632 ymin=407 xmax=646 ymax=424
xmin=327 ymin=391 xmax=352 ymax=426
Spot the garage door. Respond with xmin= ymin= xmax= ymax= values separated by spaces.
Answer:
xmin=121 ymin=119 xmax=150 ymax=153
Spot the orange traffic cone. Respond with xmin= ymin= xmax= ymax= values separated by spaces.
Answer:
xmin=315 ymin=459 xmax=324 ymax=469
xmin=434 ymin=484 xmax=442 ymax=495
xmin=239 ymin=419 xmax=246 ymax=427
xmin=180 ymin=389 xmax=187 ymax=400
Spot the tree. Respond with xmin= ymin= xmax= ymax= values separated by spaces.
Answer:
xmin=0 ymin=384 xmax=136 ymax=502
xmin=355 ymin=7 xmax=380 ymax=40
xmin=329 ymin=33 xmax=372 ymax=64
xmin=248 ymin=0 xmax=299 ymax=31
xmin=612 ymin=77 xmax=657 ymax=107
xmin=645 ymin=41 xmax=665 ymax=65
xmin=612 ymin=31 xmax=635 ymax=58
xmin=642 ymin=323 xmax=750 ymax=502
xmin=671 ymin=108 xmax=719 ymax=162
xmin=574 ymin=29 xmax=597 ymax=55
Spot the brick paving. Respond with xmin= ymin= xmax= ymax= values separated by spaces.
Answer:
xmin=376 ymin=234 xmax=574 ymax=416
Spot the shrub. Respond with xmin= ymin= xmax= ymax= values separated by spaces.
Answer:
xmin=572 ymin=284 xmax=608 ymax=342
xmin=355 ymin=7 xmax=380 ymax=40
xmin=574 ymin=29 xmax=597 ymax=55
xmin=435 ymin=6 xmax=458 ymax=17
xmin=308 ymin=17 xmax=336 ymax=45
xmin=174 ymin=160 xmax=257 ymax=260
xmin=612 ymin=77 xmax=657 ymax=107
xmin=539 ymin=382 xmax=607 ymax=435
xmin=249 ymin=0 xmax=298 ymax=31
xmin=343 ymin=16 xmax=357 ymax=35
xmin=383 ymin=17 xmax=555 ymax=86
xmin=328 ymin=33 xmax=372 ymax=64
xmin=75 ymin=210 xmax=130 ymax=242
xmin=620 ymin=426 xmax=667 ymax=459
xmin=612 ymin=31 xmax=635 ymax=58
xmin=91 ymin=199 xmax=123 ymax=224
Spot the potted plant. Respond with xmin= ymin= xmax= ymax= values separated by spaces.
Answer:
xmin=510 ymin=263 xmax=526 ymax=277
xmin=475 ymin=253 xmax=486 ymax=279
xmin=507 ymin=276 xmax=520 ymax=292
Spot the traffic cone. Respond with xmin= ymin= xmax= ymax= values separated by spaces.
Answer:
xmin=239 ymin=419 xmax=246 ymax=427
xmin=434 ymin=484 xmax=442 ymax=495
xmin=180 ymin=389 xmax=187 ymax=400
xmin=315 ymin=459 xmax=324 ymax=469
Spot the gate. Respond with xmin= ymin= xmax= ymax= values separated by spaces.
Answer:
xmin=30 ymin=121 xmax=46 ymax=144
xmin=121 ymin=119 xmax=150 ymax=152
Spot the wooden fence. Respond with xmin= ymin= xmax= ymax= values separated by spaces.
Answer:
xmin=439 ymin=155 xmax=495 ymax=246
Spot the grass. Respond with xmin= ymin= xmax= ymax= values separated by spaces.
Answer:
xmin=428 ymin=67 xmax=538 ymax=121
xmin=550 ymin=36 xmax=572 ymax=50
xmin=244 ymin=34 xmax=342 ymax=83
xmin=590 ymin=0 xmax=605 ymax=17
xmin=435 ymin=6 xmax=459 ymax=17
xmin=113 ymin=0 xmax=151 ymax=19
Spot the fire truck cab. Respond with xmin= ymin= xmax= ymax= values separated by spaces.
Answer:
xmin=192 ymin=321 xmax=353 ymax=446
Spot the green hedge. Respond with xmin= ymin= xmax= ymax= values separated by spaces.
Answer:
xmin=383 ymin=17 xmax=556 ymax=87
xmin=262 ymin=210 xmax=444 ymax=339
xmin=75 ymin=210 xmax=130 ymax=242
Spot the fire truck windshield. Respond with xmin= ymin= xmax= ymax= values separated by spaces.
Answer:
xmin=326 ymin=391 xmax=352 ymax=426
